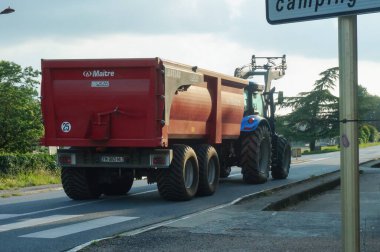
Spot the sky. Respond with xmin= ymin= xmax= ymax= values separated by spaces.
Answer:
xmin=1 ymin=0 xmax=380 ymax=99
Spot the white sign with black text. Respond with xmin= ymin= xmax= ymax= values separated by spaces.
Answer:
xmin=266 ymin=0 xmax=380 ymax=24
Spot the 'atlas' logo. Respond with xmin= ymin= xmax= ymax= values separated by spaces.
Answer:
xmin=83 ymin=70 xmax=115 ymax=78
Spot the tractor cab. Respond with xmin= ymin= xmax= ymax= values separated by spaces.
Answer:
xmin=235 ymin=55 xmax=287 ymax=134
xmin=243 ymin=82 xmax=265 ymax=117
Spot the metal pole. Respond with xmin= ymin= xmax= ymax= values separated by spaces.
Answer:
xmin=338 ymin=15 xmax=360 ymax=252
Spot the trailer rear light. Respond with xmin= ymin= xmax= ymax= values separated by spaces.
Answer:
xmin=58 ymin=153 xmax=76 ymax=165
xmin=150 ymin=150 xmax=173 ymax=167
xmin=152 ymin=156 xmax=166 ymax=165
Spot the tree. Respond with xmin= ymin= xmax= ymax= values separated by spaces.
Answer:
xmin=357 ymin=85 xmax=380 ymax=132
xmin=0 ymin=60 xmax=42 ymax=153
xmin=277 ymin=67 xmax=339 ymax=151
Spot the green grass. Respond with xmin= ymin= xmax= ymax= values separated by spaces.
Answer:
xmin=302 ymin=142 xmax=380 ymax=155
xmin=0 ymin=169 xmax=60 ymax=191
xmin=359 ymin=142 xmax=380 ymax=148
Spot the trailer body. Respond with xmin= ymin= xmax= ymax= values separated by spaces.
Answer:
xmin=42 ymin=58 xmax=246 ymax=147
xmin=41 ymin=56 xmax=290 ymax=201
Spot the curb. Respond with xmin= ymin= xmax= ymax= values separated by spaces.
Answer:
xmin=232 ymin=170 xmax=339 ymax=206
xmin=0 ymin=184 xmax=62 ymax=198
xmin=263 ymin=173 xmax=340 ymax=211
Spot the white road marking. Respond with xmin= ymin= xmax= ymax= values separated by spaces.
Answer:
xmin=3 ymin=188 xmax=157 ymax=219
xmin=4 ymin=200 xmax=104 ymax=219
xmin=21 ymin=216 xmax=138 ymax=239
xmin=0 ymin=214 xmax=19 ymax=220
xmin=0 ymin=215 xmax=81 ymax=232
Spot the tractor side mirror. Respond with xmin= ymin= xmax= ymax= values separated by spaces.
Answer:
xmin=277 ymin=91 xmax=284 ymax=105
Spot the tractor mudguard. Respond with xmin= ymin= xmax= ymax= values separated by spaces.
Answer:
xmin=240 ymin=115 xmax=270 ymax=132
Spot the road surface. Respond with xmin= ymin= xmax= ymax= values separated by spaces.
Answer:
xmin=1 ymin=146 xmax=379 ymax=252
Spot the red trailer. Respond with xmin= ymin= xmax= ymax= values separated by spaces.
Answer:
xmin=41 ymin=56 xmax=290 ymax=201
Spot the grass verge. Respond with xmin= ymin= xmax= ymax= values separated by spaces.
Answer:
xmin=0 ymin=169 xmax=60 ymax=191
xmin=302 ymin=142 xmax=380 ymax=155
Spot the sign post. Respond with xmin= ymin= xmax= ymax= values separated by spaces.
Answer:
xmin=338 ymin=15 xmax=359 ymax=252
xmin=266 ymin=1 xmax=380 ymax=251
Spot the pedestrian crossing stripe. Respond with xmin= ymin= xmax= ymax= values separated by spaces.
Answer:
xmin=20 ymin=216 xmax=138 ymax=239
xmin=0 ymin=214 xmax=19 ymax=220
xmin=0 ymin=215 xmax=81 ymax=232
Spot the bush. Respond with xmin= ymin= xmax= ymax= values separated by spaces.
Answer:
xmin=368 ymin=124 xmax=378 ymax=142
xmin=0 ymin=153 xmax=57 ymax=176
xmin=359 ymin=125 xmax=370 ymax=144
xmin=359 ymin=124 xmax=379 ymax=144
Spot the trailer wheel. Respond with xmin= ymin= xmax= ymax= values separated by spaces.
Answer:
xmin=103 ymin=171 xmax=134 ymax=196
xmin=195 ymin=145 xmax=220 ymax=196
xmin=157 ymin=145 xmax=199 ymax=201
xmin=61 ymin=167 xmax=101 ymax=200
xmin=271 ymin=136 xmax=291 ymax=179
xmin=220 ymin=165 xmax=231 ymax=178
xmin=240 ymin=125 xmax=271 ymax=184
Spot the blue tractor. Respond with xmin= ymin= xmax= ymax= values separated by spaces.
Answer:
xmin=220 ymin=55 xmax=291 ymax=183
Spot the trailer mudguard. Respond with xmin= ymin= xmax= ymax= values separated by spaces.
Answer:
xmin=240 ymin=115 xmax=269 ymax=132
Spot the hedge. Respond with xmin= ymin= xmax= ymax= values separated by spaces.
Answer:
xmin=0 ymin=153 xmax=58 ymax=176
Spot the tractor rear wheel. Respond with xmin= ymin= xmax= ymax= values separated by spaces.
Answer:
xmin=157 ymin=145 xmax=199 ymax=201
xmin=61 ymin=167 xmax=101 ymax=200
xmin=271 ymin=136 xmax=291 ymax=179
xmin=240 ymin=125 xmax=271 ymax=184
xmin=195 ymin=145 xmax=220 ymax=196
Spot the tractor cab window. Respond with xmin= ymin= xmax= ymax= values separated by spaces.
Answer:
xmin=244 ymin=89 xmax=249 ymax=112
xmin=244 ymin=88 xmax=264 ymax=116
xmin=252 ymin=93 xmax=264 ymax=116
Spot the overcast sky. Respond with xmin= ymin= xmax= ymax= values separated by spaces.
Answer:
xmin=1 ymin=0 xmax=380 ymax=98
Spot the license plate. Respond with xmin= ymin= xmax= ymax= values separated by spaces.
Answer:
xmin=100 ymin=156 xmax=125 ymax=163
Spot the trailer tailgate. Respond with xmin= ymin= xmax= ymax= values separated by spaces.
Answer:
xmin=41 ymin=58 xmax=164 ymax=147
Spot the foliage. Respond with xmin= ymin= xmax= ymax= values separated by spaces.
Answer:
xmin=277 ymin=67 xmax=339 ymax=151
xmin=359 ymin=124 xmax=378 ymax=144
xmin=0 ymin=169 xmax=60 ymax=191
xmin=0 ymin=153 xmax=59 ymax=190
xmin=0 ymin=153 xmax=57 ymax=176
xmin=0 ymin=60 xmax=42 ymax=153
xmin=301 ymin=141 xmax=380 ymax=155
xmin=302 ymin=146 xmax=339 ymax=155
xmin=358 ymin=85 xmax=380 ymax=132
xmin=277 ymin=67 xmax=380 ymax=150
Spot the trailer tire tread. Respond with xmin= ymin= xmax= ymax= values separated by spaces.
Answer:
xmin=61 ymin=167 xmax=101 ymax=200
xmin=195 ymin=145 xmax=220 ymax=196
xmin=157 ymin=145 xmax=199 ymax=201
